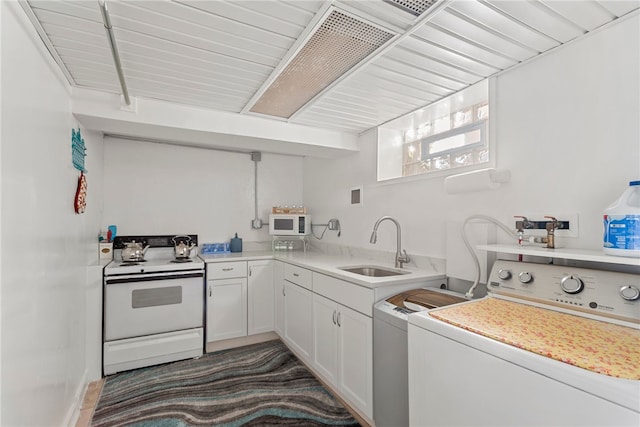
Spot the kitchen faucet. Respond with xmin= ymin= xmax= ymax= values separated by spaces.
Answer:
xmin=369 ymin=216 xmax=411 ymax=268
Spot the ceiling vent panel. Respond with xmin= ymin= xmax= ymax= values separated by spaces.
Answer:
xmin=248 ymin=9 xmax=394 ymax=119
xmin=383 ymin=0 xmax=440 ymax=17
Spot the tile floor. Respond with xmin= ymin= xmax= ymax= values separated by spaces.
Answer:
xmin=75 ymin=379 xmax=104 ymax=427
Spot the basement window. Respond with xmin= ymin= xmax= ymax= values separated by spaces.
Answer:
xmin=377 ymin=80 xmax=490 ymax=181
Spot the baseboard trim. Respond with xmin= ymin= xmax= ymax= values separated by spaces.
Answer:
xmin=205 ymin=332 xmax=279 ymax=353
xmin=64 ymin=369 xmax=88 ymax=427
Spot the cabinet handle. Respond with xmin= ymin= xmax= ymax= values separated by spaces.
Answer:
xmin=337 ymin=312 xmax=341 ymax=327
xmin=222 ymin=268 xmax=234 ymax=271
xmin=332 ymin=310 xmax=337 ymax=325
xmin=283 ymin=287 xmax=286 ymax=296
xmin=208 ymin=285 xmax=212 ymax=298
xmin=249 ymin=267 xmax=252 ymax=277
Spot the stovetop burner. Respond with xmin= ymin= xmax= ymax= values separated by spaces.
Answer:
xmin=120 ymin=259 xmax=147 ymax=267
xmin=171 ymin=258 xmax=193 ymax=263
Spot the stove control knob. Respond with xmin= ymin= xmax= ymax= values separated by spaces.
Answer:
xmin=560 ymin=275 xmax=584 ymax=294
xmin=497 ymin=269 xmax=512 ymax=280
xmin=619 ymin=285 xmax=640 ymax=301
xmin=518 ymin=271 xmax=533 ymax=284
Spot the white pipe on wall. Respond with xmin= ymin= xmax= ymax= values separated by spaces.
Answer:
xmin=98 ymin=0 xmax=130 ymax=106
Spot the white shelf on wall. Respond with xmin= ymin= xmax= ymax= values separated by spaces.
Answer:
xmin=477 ymin=244 xmax=640 ymax=267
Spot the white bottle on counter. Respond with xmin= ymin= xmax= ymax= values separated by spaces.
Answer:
xmin=603 ymin=180 xmax=640 ymax=257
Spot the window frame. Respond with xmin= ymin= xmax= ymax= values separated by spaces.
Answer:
xmin=375 ymin=77 xmax=494 ymax=184
xmin=420 ymin=120 xmax=487 ymax=162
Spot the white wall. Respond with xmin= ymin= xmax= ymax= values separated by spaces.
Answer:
xmin=103 ymin=137 xmax=304 ymax=243
xmin=304 ymin=15 xmax=640 ymax=262
xmin=1 ymin=2 xmax=104 ymax=425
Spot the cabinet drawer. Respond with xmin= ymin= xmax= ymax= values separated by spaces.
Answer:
xmin=207 ymin=261 xmax=247 ymax=279
xmin=284 ymin=263 xmax=313 ymax=290
xmin=313 ymin=273 xmax=374 ymax=316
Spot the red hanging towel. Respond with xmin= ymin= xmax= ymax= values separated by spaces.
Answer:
xmin=74 ymin=171 xmax=87 ymax=214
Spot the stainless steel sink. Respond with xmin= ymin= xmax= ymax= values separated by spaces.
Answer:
xmin=338 ymin=265 xmax=410 ymax=277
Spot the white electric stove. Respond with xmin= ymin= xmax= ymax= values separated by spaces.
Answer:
xmin=103 ymin=235 xmax=205 ymax=375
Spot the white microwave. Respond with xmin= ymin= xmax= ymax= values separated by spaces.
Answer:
xmin=269 ymin=214 xmax=311 ymax=236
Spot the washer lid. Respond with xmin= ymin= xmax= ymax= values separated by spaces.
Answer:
xmin=386 ymin=288 xmax=467 ymax=311
xmin=429 ymin=298 xmax=640 ymax=380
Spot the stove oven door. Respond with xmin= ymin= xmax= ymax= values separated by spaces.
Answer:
xmin=104 ymin=271 xmax=204 ymax=341
xmin=103 ymin=271 xmax=205 ymax=375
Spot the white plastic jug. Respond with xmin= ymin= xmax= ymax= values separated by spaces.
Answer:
xmin=603 ymin=180 xmax=640 ymax=257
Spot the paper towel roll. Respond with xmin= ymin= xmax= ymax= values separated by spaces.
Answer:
xmin=444 ymin=168 xmax=510 ymax=194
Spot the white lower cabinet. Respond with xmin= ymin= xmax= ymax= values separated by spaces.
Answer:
xmin=247 ymin=260 xmax=274 ymax=335
xmin=312 ymin=293 xmax=373 ymax=419
xmin=312 ymin=294 xmax=339 ymax=383
xmin=206 ymin=260 xmax=274 ymax=345
xmin=284 ymin=280 xmax=314 ymax=362
xmin=207 ymin=277 xmax=247 ymax=342
xmin=337 ymin=304 xmax=372 ymax=417
xmin=273 ymin=261 xmax=285 ymax=336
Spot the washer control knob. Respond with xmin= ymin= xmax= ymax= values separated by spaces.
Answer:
xmin=619 ymin=285 xmax=640 ymax=301
xmin=560 ymin=275 xmax=584 ymax=294
xmin=518 ymin=271 xmax=533 ymax=284
xmin=497 ymin=269 xmax=512 ymax=280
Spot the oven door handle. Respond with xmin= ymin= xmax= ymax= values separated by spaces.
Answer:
xmin=105 ymin=272 xmax=204 ymax=285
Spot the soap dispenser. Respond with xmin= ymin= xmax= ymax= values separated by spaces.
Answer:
xmin=230 ymin=233 xmax=243 ymax=253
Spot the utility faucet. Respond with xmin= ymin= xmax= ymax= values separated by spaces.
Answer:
xmin=514 ymin=215 xmax=534 ymax=247
xmin=369 ymin=216 xmax=410 ymax=268
xmin=543 ymin=215 xmax=559 ymax=249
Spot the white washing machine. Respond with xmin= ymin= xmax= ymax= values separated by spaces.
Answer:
xmin=374 ymin=288 xmax=468 ymax=427
xmin=408 ymin=260 xmax=640 ymax=426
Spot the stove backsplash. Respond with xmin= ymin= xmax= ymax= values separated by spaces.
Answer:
xmin=113 ymin=235 xmax=198 ymax=249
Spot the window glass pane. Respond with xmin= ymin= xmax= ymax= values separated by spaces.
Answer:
xmin=434 ymin=116 xmax=451 ymax=133
xmin=417 ymin=124 xmax=432 ymax=139
xmin=428 ymin=127 xmax=482 ymax=155
xmin=453 ymin=108 xmax=473 ymax=128
xmin=403 ymin=140 xmax=421 ymax=163
xmin=476 ymin=103 xmax=489 ymax=120
xmin=433 ymin=155 xmax=450 ymax=170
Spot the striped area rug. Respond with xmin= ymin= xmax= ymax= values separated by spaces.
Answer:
xmin=91 ymin=339 xmax=360 ymax=426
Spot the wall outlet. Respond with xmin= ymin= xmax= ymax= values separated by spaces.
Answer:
xmin=514 ymin=213 xmax=579 ymax=238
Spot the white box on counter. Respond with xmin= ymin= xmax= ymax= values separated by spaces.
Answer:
xmin=99 ymin=242 xmax=113 ymax=261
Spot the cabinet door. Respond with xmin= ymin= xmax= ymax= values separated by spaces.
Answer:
xmin=206 ymin=278 xmax=247 ymax=342
xmin=338 ymin=304 xmax=373 ymax=419
xmin=247 ymin=260 xmax=274 ymax=336
xmin=273 ymin=261 xmax=285 ymax=337
xmin=284 ymin=280 xmax=313 ymax=361
xmin=312 ymin=294 xmax=338 ymax=386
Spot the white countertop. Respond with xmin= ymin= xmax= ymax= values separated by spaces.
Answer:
xmin=200 ymin=250 xmax=445 ymax=289
xmin=200 ymin=251 xmax=274 ymax=262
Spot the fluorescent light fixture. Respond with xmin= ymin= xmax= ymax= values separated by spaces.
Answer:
xmin=249 ymin=10 xmax=394 ymax=119
xmin=382 ymin=0 xmax=440 ymax=17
